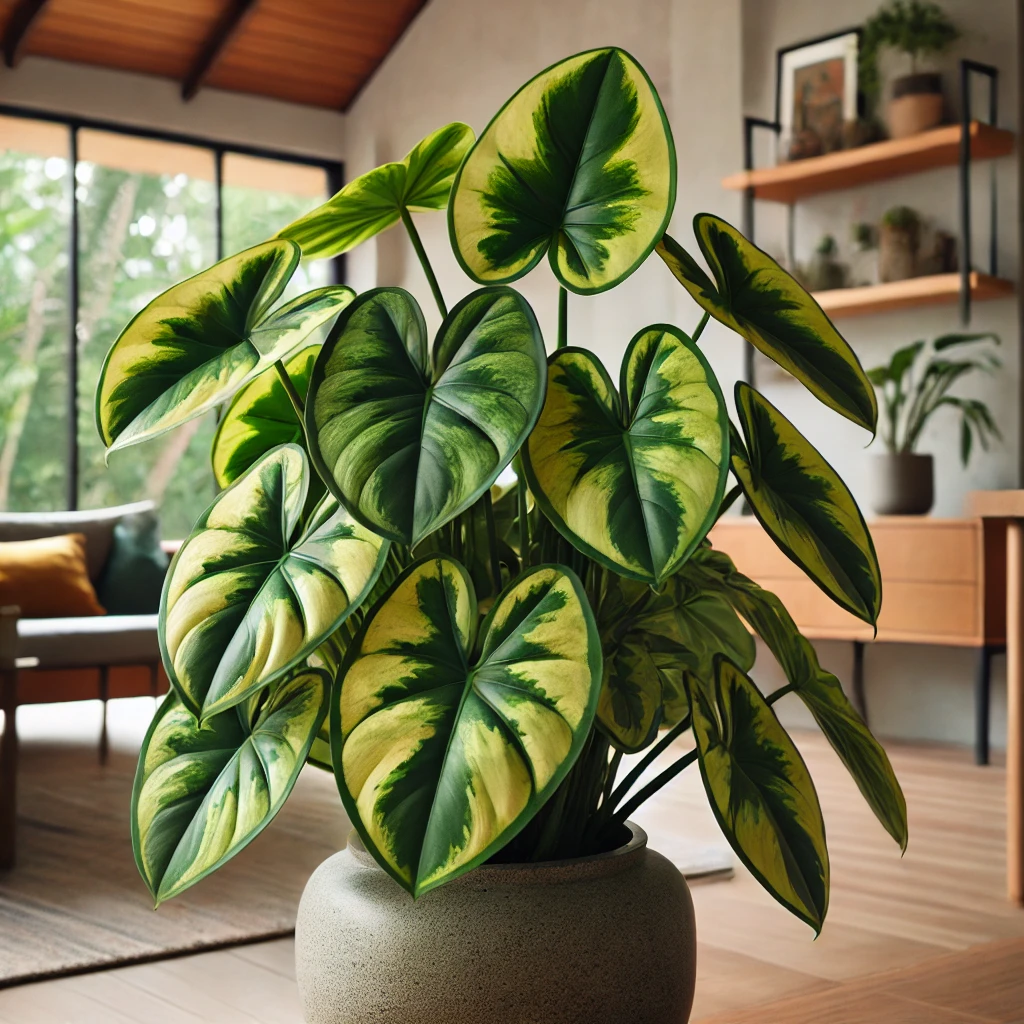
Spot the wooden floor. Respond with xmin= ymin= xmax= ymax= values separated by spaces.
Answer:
xmin=1 ymin=700 xmax=1023 ymax=1022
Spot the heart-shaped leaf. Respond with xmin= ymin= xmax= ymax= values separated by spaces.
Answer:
xmin=449 ymin=47 xmax=675 ymax=295
xmin=657 ymin=216 xmax=877 ymax=432
xmin=595 ymin=572 xmax=754 ymax=750
xmin=688 ymin=656 xmax=829 ymax=933
xmin=306 ymin=285 xmax=546 ymax=548
xmin=333 ymin=556 xmax=601 ymax=896
xmin=732 ymin=382 xmax=881 ymax=626
xmin=96 ymin=237 xmax=354 ymax=452
xmin=212 ymin=344 xmax=319 ymax=489
xmin=161 ymin=444 xmax=389 ymax=720
xmin=132 ymin=667 xmax=328 ymax=903
xmin=278 ymin=122 xmax=474 ymax=259
xmin=685 ymin=546 xmax=907 ymax=850
xmin=523 ymin=325 xmax=727 ymax=586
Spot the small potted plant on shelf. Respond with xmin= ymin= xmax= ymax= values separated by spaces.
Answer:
xmin=861 ymin=0 xmax=960 ymax=139
xmin=879 ymin=204 xmax=922 ymax=282
xmin=103 ymin=47 xmax=907 ymax=1024
xmin=867 ymin=332 xmax=1001 ymax=515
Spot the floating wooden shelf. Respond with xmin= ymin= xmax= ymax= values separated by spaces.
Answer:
xmin=722 ymin=122 xmax=1015 ymax=204
xmin=813 ymin=272 xmax=1015 ymax=319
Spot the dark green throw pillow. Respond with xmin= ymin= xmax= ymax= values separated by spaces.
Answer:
xmin=96 ymin=511 xmax=169 ymax=615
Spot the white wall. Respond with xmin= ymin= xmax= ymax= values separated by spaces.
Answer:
xmin=0 ymin=57 xmax=345 ymax=160
xmin=741 ymin=0 xmax=1020 ymax=750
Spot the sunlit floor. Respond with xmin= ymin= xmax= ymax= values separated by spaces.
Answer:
xmin=1 ymin=698 xmax=1022 ymax=1023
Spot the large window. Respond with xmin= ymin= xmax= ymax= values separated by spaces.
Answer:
xmin=0 ymin=110 xmax=338 ymax=537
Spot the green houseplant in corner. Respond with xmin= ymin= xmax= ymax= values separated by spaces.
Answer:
xmin=866 ymin=331 xmax=1000 ymax=515
xmin=99 ymin=47 xmax=906 ymax=1024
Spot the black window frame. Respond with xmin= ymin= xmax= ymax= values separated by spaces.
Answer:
xmin=0 ymin=101 xmax=344 ymax=511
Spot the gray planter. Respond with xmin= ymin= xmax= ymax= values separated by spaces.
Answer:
xmin=295 ymin=823 xmax=696 ymax=1024
xmin=869 ymin=452 xmax=934 ymax=515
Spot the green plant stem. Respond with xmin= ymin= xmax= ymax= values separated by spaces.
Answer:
xmin=612 ymin=748 xmax=699 ymax=827
xmin=692 ymin=310 xmax=710 ymax=343
xmin=400 ymin=207 xmax=447 ymax=319
xmin=605 ymin=715 xmax=692 ymax=813
xmin=558 ymin=286 xmax=568 ymax=349
xmin=482 ymin=488 xmax=502 ymax=592
xmin=274 ymin=360 xmax=305 ymax=420
xmin=766 ymin=681 xmax=796 ymax=704
xmin=603 ymin=748 xmax=624 ymax=805
xmin=715 ymin=483 xmax=742 ymax=522
xmin=514 ymin=455 xmax=531 ymax=565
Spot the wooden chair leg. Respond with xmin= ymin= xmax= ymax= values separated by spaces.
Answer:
xmin=98 ymin=665 xmax=109 ymax=767
xmin=0 ymin=668 xmax=18 ymax=870
xmin=852 ymin=640 xmax=868 ymax=727
xmin=975 ymin=644 xmax=1002 ymax=766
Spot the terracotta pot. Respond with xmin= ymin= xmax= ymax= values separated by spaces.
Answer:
xmin=295 ymin=823 xmax=697 ymax=1024
xmin=869 ymin=452 xmax=934 ymax=516
xmin=888 ymin=73 xmax=944 ymax=139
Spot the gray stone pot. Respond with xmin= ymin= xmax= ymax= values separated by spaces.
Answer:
xmin=295 ymin=823 xmax=696 ymax=1024
xmin=869 ymin=451 xmax=934 ymax=515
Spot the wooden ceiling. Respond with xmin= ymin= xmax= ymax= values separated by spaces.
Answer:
xmin=0 ymin=0 xmax=430 ymax=110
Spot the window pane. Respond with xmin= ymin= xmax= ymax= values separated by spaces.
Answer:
xmin=222 ymin=153 xmax=330 ymax=296
xmin=0 ymin=116 xmax=71 ymax=512
xmin=76 ymin=130 xmax=218 ymax=539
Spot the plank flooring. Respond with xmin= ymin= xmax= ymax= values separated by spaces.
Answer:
xmin=1 ymin=698 xmax=1022 ymax=1022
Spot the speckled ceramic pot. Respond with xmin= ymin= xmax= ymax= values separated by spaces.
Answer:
xmin=295 ymin=822 xmax=696 ymax=1024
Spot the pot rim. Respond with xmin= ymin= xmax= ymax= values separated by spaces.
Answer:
xmin=870 ymin=450 xmax=934 ymax=462
xmin=345 ymin=821 xmax=650 ymax=888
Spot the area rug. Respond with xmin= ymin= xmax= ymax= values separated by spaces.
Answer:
xmin=0 ymin=732 xmax=348 ymax=987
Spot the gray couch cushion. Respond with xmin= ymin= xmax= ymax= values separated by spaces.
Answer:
xmin=0 ymin=501 xmax=156 ymax=583
xmin=17 ymin=614 xmax=160 ymax=668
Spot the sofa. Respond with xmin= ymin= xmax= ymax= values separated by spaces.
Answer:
xmin=0 ymin=501 xmax=171 ymax=868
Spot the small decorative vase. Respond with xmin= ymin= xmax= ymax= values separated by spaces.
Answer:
xmin=869 ymin=452 xmax=934 ymax=516
xmin=295 ymin=823 xmax=697 ymax=1024
xmin=888 ymin=73 xmax=945 ymax=139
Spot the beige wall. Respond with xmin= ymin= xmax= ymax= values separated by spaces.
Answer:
xmin=0 ymin=57 xmax=345 ymax=160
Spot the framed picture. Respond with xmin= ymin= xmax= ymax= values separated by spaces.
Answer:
xmin=776 ymin=29 xmax=860 ymax=160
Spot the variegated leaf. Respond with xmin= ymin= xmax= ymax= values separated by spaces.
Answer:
xmin=688 ymin=656 xmax=829 ymax=932
xmin=657 ymin=216 xmax=877 ymax=432
xmin=449 ymin=47 xmax=675 ymax=295
xmin=212 ymin=344 xmax=320 ymax=491
xmin=686 ymin=546 xmax=907 ymax=850
xmin=306 ymin=286 xmax=546 ymax=548
xmin=732 ymin=382 xmax=881 ymax=626
xmin=279 ymin=122 xmax=474 ymax=259
xmin=596 ymin=571 xmax=753 ymax=750
xmin=161 ymin=444 xmax=389 ymax=720
xmin=523 ymin=325 xmax=727 ymax=585
xmin=333 ymin=557 xmax=602 ymax=896
xmin=96 ymin=237 xmax=354 ymax=452
xmin=131 ymin=667 xmax=328 ymax=903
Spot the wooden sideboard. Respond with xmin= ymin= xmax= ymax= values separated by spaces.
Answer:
xmin=709 ymin=516 xmax=1007 ymax=763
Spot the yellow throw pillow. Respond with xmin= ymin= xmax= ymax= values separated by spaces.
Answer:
xmin=0 ymin=533 xmax=106 ymax=618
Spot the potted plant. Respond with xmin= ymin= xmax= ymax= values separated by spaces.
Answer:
xmin=103 ymin=48 xmax=906 ymax=1024
xmin=860 ymin=0 xmax=960 ymax=138
xmin=879 ymin=204 xmax=921 ymax=282
xmin=867 ymin=332 xmax=1000 ymax=515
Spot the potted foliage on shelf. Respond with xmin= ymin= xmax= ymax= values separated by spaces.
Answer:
xmin=101 ymin=47 xmax=907 ymax=1024
xmin=861 ymin=0 xmax=960 ymax=139
xmin=867 ymin=332 xmax=1001 ymax=515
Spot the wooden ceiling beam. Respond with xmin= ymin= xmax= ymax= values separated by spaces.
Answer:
xmin=181 ymin=0 xmax=258 ymax=102
xmin=2 ymin=0 xmax=51 ymax=69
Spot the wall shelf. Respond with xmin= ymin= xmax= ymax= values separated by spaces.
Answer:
xmin=813 ymin=272 xmax=1015 ymax=319
xmin=722 ymin=121 xmax=1015 ymax=204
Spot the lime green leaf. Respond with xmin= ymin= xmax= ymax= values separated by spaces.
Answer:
xmin=523 ymin=325 xmax=727 ymax=586
xmin=212 ymin=344 xmax=319 ymax=489
xmin=131 ymin=667 xmax=328 ymax=903
xmin=732 ymin=382 xmax=881 ymax=626
xmin=686 ymin=546 xmax=907 ymax=850
xmin=278 ymin=123 xmax=474 ymax=259
xmin=689 ymin=657 xmax=829 ymax=933
xmin=306 ymin=285 xmax=546 ymax=548
xmin=449 ymin=47 xmax=675 ymax=295
xmin=657 ymin=216 xmax=877 ymax=432
xmin=161 ymin=444 xmax=389 ymax=720
xmin=96 ymin=237 xmax=353 ymax=453
xmin=333 ymin=557 xmax=601 ymax=896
